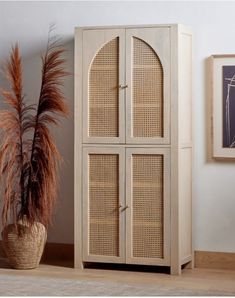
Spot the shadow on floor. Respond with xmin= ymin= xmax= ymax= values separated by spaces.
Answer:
xmin=0 ymin=257 xmax=73 ymax=269
xmin=0 ymin=258 xmax=11 ymax=269
xmin=40 ymin=259 xmax=74 ymax=268
xmin=84 ymin=262 xmax=171 ymax=274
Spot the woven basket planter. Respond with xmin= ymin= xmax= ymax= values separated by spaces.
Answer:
xmin=1 ymin=221 xmax=47 ymax=269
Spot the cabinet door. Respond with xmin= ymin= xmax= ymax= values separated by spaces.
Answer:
xmin=126 ymin=148 xmax=170 ymax=265
xmin=83 ymin=147 xmax=125 ymax=263
xmin=126 ymin=28 xmax=171 ymax=144
xmin=83 ymin=29 xmax=125 ymax=143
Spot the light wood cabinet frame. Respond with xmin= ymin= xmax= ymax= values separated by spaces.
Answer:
xmin=75 ymin=24 xmax=193 ymax=275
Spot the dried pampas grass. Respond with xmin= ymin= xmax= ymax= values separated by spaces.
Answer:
xmin=0 ymin=32 xmax=69 ymax=228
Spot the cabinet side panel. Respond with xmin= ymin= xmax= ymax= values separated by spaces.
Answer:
xmin=74 ymin=28 xmax=83 ymax=269
xmin=178 ymin=29 xmax=193 ymax=264
xmin=179 ymin=148 xmax=192 ymax=261
xmin=179 ymin=32 xmax=192 ymax=146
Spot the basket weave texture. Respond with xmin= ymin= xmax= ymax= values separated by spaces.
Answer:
xmin=1 ymin=221 xmax=47 ymax=269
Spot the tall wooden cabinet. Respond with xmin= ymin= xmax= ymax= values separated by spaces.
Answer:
xmin=74 ymin=24 xmax=193 ymax=274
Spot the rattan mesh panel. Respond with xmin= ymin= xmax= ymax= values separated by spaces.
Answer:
xmin=89 ymin=38 xmax=119 ymax=137
xmin=132 ymin=154 xmax=164 ymax=258
xmin=89 ymin=154 xmax=119 ymax=256
xmin=132 ymin=37 xmax=163 ymax=138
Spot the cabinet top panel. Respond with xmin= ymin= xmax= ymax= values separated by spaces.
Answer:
xmin=75 ymin=24 xmax=191 ymax=32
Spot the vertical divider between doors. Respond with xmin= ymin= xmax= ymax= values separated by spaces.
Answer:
xmin=119 ymin=147 xmax=126 ymax=262
xmin=125 ymin=148 xmax=132 ymax=263
xmin=125 ymin=30 xmax=132 ymax=143
xmin=119 ymin=30 xmax=126 ymax=143
xmin=74 ymin=28 xmax=84 ymax=269
xmin=82 ymin=147 xmax=88 ymax=260
xmin=163 ymin=149 xmax=171 ymax=265
xmin=124 ymin=29 xmax=127 ymax=144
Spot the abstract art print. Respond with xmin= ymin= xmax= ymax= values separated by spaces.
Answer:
xmin=211 ymin=55 xmax=235 ymax=158
xmin=223 ymin=65 xmax=235 ymax=148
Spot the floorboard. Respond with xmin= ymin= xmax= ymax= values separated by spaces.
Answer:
xmin=1 ymin=258 xmax=235 ymax=294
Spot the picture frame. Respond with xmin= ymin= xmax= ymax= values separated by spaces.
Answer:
xmin=211 ymin=54 xmax=235 ymax=159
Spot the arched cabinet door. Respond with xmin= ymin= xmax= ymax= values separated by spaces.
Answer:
xmin=125 ymin=28 xmax=171 ymax=144
xmin=83 ymin=29 xmax=125 ymax=143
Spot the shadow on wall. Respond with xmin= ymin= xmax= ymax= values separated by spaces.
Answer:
xmin=205 ymin=57 xmax=213 ymax=163
xmin=0 ymin=38 xmax=75 ymax=244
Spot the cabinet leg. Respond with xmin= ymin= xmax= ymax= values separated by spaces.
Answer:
xmin=184 ymin=259 xmax=194 ymax=269
xmin=74 ymin=261 xmax=84 ymax=270
xmin=170 ymin=264 xmax=181 ymax=275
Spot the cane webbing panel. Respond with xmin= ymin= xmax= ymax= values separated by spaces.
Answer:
xmin=89 ymin=154 xmax=119 ymax=256
xmin=132 ymin=154 xmax=164 ymax=258
xmin=132 ymin=37 xmax=163 ymax=138
xmin=89 ymin=38 xmax=119 ymax=137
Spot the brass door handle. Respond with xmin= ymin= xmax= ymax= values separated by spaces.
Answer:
xmin=121 ymin=205 xmax=129 ymax=212
xmin=119 ymin=84 xmax=128 ymax=89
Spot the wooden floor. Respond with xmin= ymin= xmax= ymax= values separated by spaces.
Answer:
xmin=1 ymin=258 xmax=235 ymax=294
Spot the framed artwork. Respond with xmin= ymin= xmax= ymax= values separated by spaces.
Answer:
xmin=211 ymin=54 xmax=235 ymax=159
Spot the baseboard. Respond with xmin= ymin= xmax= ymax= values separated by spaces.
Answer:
xmin=41 ymin=242 xmax=74 ymax=264
xmin=0 ymin=240 xmax=6 ymax=258
xmin=1 ymin=242 xmax=235 ymax=271
xmin=0 ymin=240 xmax=74 ymax=265
xmin=195 ymin=250 xmax=235 ymax=270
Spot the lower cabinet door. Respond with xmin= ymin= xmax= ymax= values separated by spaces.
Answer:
xmin=83 ymin=147 xmax=126 ymax=263
xmin=125 ymin=148 xmax=170 ymax=265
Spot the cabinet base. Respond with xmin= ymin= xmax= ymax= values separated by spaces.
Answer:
xmin=76 ymin=260 xmax=194 ymax=275
xmin=80 ymin=262 xmax=174 ymax=274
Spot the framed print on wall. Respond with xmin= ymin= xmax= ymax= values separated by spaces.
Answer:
xmin=211 ymin=54 xmax=235 ymax=159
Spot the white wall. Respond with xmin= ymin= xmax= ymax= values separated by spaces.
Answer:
xmin=0 ymin=1 xmax=235 ymax=252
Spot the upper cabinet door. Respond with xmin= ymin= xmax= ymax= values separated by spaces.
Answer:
xmin=83 ymin=29 xmax=125 ymax=143
xmin=125 ymin=28 xmax=171 ymax=144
